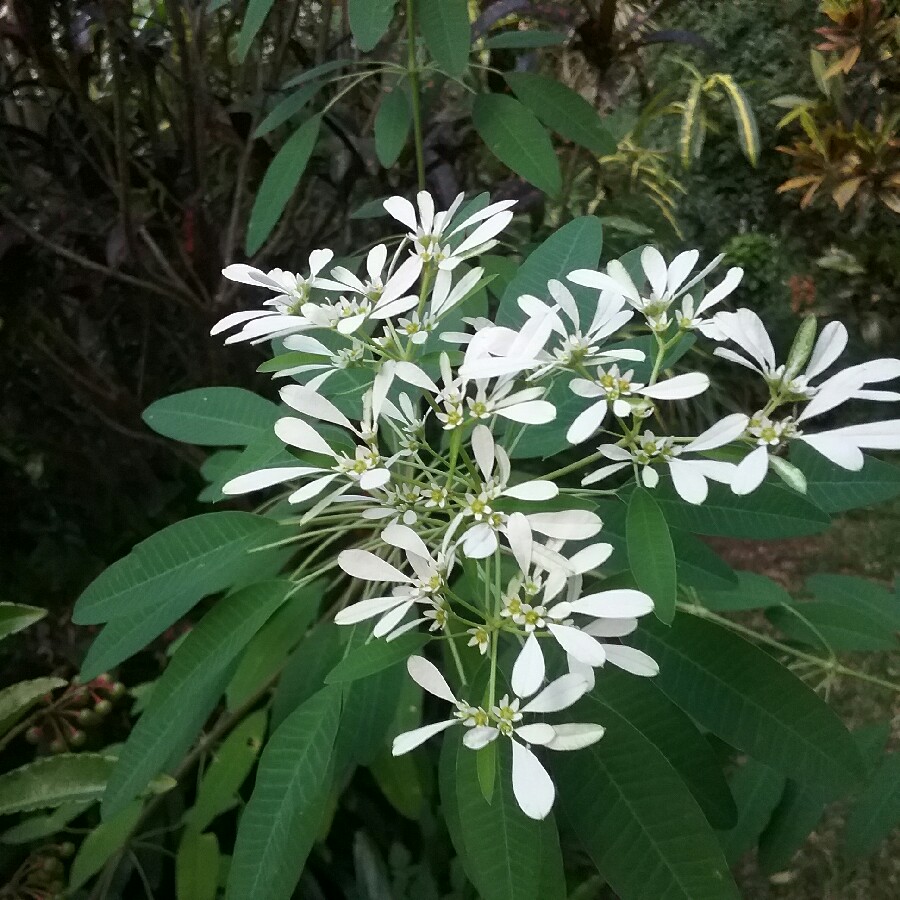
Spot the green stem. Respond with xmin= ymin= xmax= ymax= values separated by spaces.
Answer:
xmin=543 ymin=449 xmax=607 ymax=482
xmin=679 ymin=602 xmax=900 ymax=693
xmin=406 ymin=0 xmax=426 ymax=191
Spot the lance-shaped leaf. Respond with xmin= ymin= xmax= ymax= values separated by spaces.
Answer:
xmin=0 ymin=603 xmax=46 ymax=641
xmin=177 ymin=832 xmax=220 ymax=900
xmin=767 ymin=601 xmax=898 ymax=652
xmin=670 ymin=529 xmax=737 ymax=590
xmin=102 ymin=581 xmax=291 ymax=818
xmin=697 ymin=571 xmax=793 ymax=612
xmin=505 ymin=72 xmax=617 ymax=156
xmin=2 ymin=802 xmax=92 ymax=845
xmin=237 ymin=0 xmax=277 ymax=60
xmin=246 ymin=115 xmax=322 ymax=255
xmin=844 ymin=752 xmax=900 ymax=858
xmin=555 ymin=698 xmax=739 ymax=900
xmin=484 ymin=30 xmax=567 ymax=49
xmin=0 ymin=677 xmax=66 ymax=735
xmin=757 ymin=780 xmax=826 ymax=874
xmin=806 ymin=573 xmax=900 ymax=631
xmin=73 ymin=512 xmax=285 ymax=625
xmin=255 ymin=84 xmax=321 ymax=137
xmin=374 ymin=88 xmax=412 ymax=167
xmin=714 ymin=74 xmax=759 ymax=165
xmin=627 ymin=488 xmax=677 ymax=624
xmin=325 ymin=632 xmax=430 ymax=684
xmin=142 ymin=388 xmax=279 ymax=446
xmin=473 ymin=93 xmax=562 ymax=197
xmin=419 ymin=0 xmax=471 ymax=76
xmin=717 ymin=760 xmax=785 ymax=865
xmin=631 ymin=616 xmax=866 ymax=794
xmin=226 ymin=686 xmax=342 ymax=900
xmin=348 ymin=0 xmax=396 ymax=51
xmin=69 ymin=801 xmax=143 ymax=891
xmin=439 ymin=733 xmax=566 ymax=900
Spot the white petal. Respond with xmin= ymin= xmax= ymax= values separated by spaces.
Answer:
xmin=471 ymin=424 xmax=495 ymax=481
xmin=334 ymin=594 xmax=407 ymax=625
xmin=453 ymin=211 xmax=514 ymax=257
xmin=512 ymin=634 xmax=545 ymax=698
xmin=795 ymin=435 xmax=865 ymax=470
xmin=583 ymin=617 xmax=638 ymax=637
xmin=548 ymin=624 xmax=607 ymax=666
xmin=805 ymin=320 xmax=848 ymax=379
xmin=287 ymin=473 xmax=338 ymax=503
xmin=460 ymin=523 xmax=498 ymax=558
xmin=732 ymin=445 xmax=769 ymax=495
xmin=568 ymin=543 xmax=613 ymax=574
xmin=495 ymin=400 xmax=556 ymax=425
xmin=640 ymin=372 xmax=709 ymax=400
xmin=380 ymin=523 xmax=429 ymax=561
xmin=337 ymin=549 xmax=410 ymax=583
xmin=372 ymin=597 xmax=417 ymax=637
xmin=546 ymin=723 xmax=605 ymax=751
xmin=527 ymin=510 xmax=603 ymax=540
xmin=567 ymin=401 xmax=609 ymax=445
xmin=797 ymin=369 xmax=862 ymax=422
xmin=516 ymin=723 xmax=557 ymax=746
xmin=463 ymin=726 xmax=501 ymax=750
xmin=210 ymin=308 xmax=279 ymax=335
xmin=666 ymin=249 xmax=699 ymax=295
xmin=603 ymin=644 xmax=659 ymax=676
xmin=582 ymin=461 xmax=630 ymax=486
xmin=503 ymin=480 xmax=558 ymax=501
xmin=564 ymin=589 xmax=654 ymax=618
xmin=683 ymin=413 xmax=749 ymax=453
xmin=569 ymin=267 xmax=639 ymax=303
xmin=511 ymin=741 xmax=555 ymax=820
xmin=695 ymin=266 xmax=744 ymax=315
xmin=521 ymin=673 xmax=589 ymax=714
xmin=392 ymin=719 xmax=457 ymax=755
xmin=407 ymin=655 xmax=457 ymax=703
xmin=668 ymin=458 xmax=708 ymax=505
xmin=393 ymin=361 xmax=439 ymax=393
xmin=641 ymin=466 xmax=660 ymax=489
xmin=359 ymin=468 xmax=391 ymax=490
xmin=280 ymin=384 xmax=357 ymax=432
xmin=641 ymin=246 xmax=668 ymax=298
xmin=274 ymin=417 xmax=335 ymax=457
xmin=221 ymin=466 xmax=321 ymax=494
xmin=504 ymin=512 xmax=533 ymax=575
xmin=384 ymin=195 xmax=418 ymax=232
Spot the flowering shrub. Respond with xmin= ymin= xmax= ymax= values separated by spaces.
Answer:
xmin=12 ymin=194 xmax=899 ymax=898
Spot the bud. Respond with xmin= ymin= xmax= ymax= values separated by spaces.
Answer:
xmin=109 ymin=681 xmax=126 ymax=699
xmin=76 ymin=708 xmax=98 ymax=726
xmin=71 ymin=686 xmax=90 ymax=704
xmin=784 ymin=315 xmax=817 ymax=379
xmin=49 ymin=737 xmax=66 ymax=754
xmin=59 ymin=842 xmax=75 ymax=858
xmin=94 ymin=699 xmax=112 ymax=716
xmin=25 ymin=725 xmax=43 ymax=744
xmin=68 ymin=729 xmax=86 ymax=747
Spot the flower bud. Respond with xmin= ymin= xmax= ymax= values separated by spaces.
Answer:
xmin=76 ymin=708 xmax=98 ymax=726
xmin=58 ymin=842 xmax=75 ymax=858
xmin=109 ymin=681 xmax=126 ymax=698
xmin=25 ymin=726 xmax=43 ymax=744
xmin=68 ymin=729 xmax=86 ymax=747
xmin=49 ymin=737 xmax=67 ymax=754
xmin=94 ymin=699 xmax=112 ymax=716
xmin=784 ymin=315 xmax=817 ymax=379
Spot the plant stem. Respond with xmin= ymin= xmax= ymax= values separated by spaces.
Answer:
xmin=678 ymin=602 xmax=900 ymax=693
xmin=406 ymin=0 xmax=426 ymax=191
xmin=543 ymin=449 xmax=607 ymax=481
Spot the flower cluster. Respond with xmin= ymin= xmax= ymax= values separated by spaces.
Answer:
xmin=214 ymin=192 xmax=900 ymax=819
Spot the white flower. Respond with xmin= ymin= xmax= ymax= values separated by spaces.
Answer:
xmin=213 ymin=249 xmax=345 ymax=343
xmin=567 ymin=370 xmax=711 ymax=445
xmin=335 ymin=524 xmax=455 ymax=637
xmin=393 ymin=656 xmax=601 ymax=820
xmin=384 ymin=191 xmax=515 ymax=271
xmin=582 ymin=414 xmax=746 ymax=504
xmin=467 ymin=626 xmax=490 ymax=655
xmin=569 ymin=248 xmax=742 ymax=330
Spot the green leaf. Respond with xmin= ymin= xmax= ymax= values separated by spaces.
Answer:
xmin=593 ymin=669 xmax=737 ymax=829
xmin=698 ymin=570 xmax=794 ymax=612
xmin=714 ymin=74 xmax=759 ymax=165
xmin=497 ymin=216 xmax=603 ymax=328
xmin=476 ymin=739 xmax=497 ymax=805
xmin=74 ymin=512 xmax=284 ymax=625
xmin=199 ymin=431 xmax=297 ymax=503
xmin=632 ymin=615 xmax=867 ymax=793
xmin=806 ymin=573 xmax=900 ymax=630
xmin=627 ymin=488 xmax=677 ymax=623
xmin=767 ymin=601 xmax=898 ymax=652
xmin=69 ymin=801 xmax=142 ymax=891
xmin=186 ymin=710 xmax=268 ymax=834
xmin=237 ymin=0 xmax=276 ymax=60
xmin=177 ymin=832 xmax=220 ymax=900
xmin=226 ymin=583 xmax=321 ymax=708
xmin=226 ymin=686 xmax=342 ymax=900
xmin=1 ymin=801 xmax=92 ymax=845
xmin=679 ymin=79 xmax=704 ymax=167
xmin=0 ymin=754 xmax=172 ymax=816
xmin=0 ymin=602 xmax=46 ymax=641
xmin=142 ymin=387 xmax=279 ymax=446
xmin=717 ymin=761 xmax=784 ymax=865
xmin=325 ymin=633 xmax=429 ymax=684
xmin=369 ymin=752 xmax=424 ymax=820
xmin=102 ymin=581 xmax=291 ymax=818
xmin=254 ymin=84 xmax=320 ymax=137
xmin=348 ymin=0 xmax=396 ymax=52
xmin=374 ymin=88 xmax=412 ymax=167
xmin=246 ymin=115 xmax=322 ymax=255
xmin=350 ymin=196 xmax=391 ymax=219
xmin=757 ymin=781 xmax=825 ymax=874
xmin=505 ymin=72 xmax=616 ymax=156
xmin=442 ymin=734 xmax=565 ymax=900
xmin=484 ymin=30 xmax=566 ymax=49
xmin=556 ymin=698 xmax=739 ymax=900
xmin=791 ymin=443 xmax=900 ymax=512
xmin=419 ymin=0 xmax=470 ymax=76
xmin=844 ymin=752 xmax=900 ymax=858
xmin=283 ymin=59 xmax=350 ymax=89
xmin=654 ymin=481 xmax=830 ymax=539
xmin=473 ymin=93 xmax=562 ymax=196
xmin=0 ymin=677 xmax=65 ymax=735
xmin=671 ymin=529 xmax=737 ymax=590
